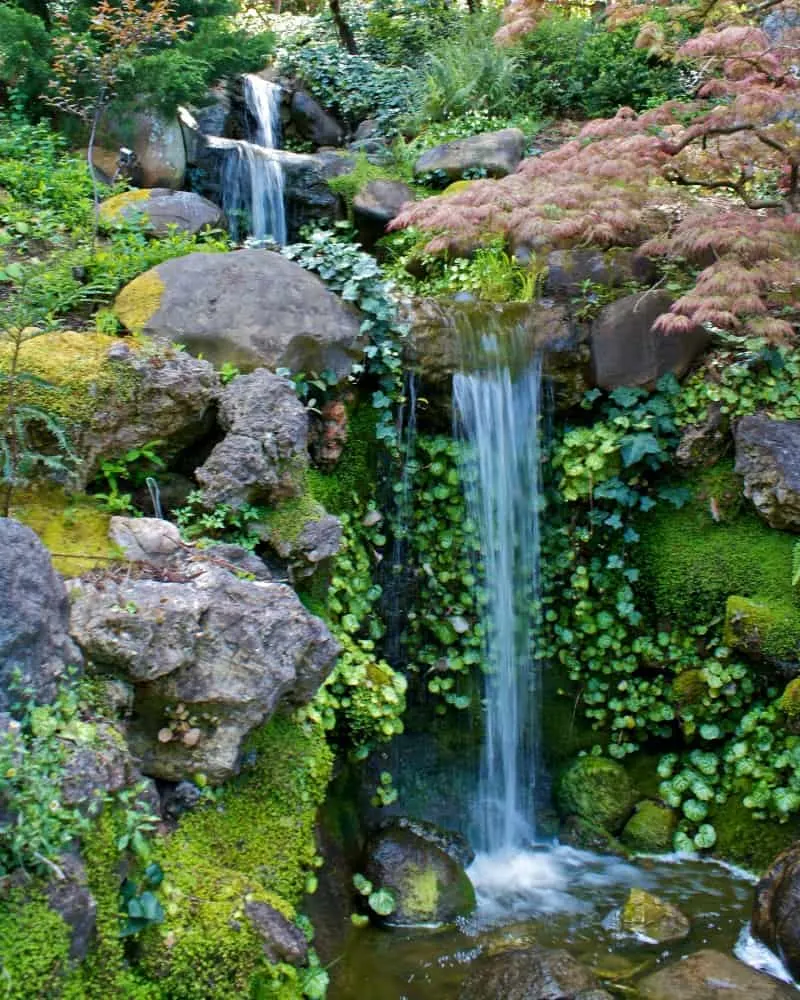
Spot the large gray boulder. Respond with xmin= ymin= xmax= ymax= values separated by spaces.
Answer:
xmin=637 ymin=950 xmax=796 ymax=999
xmin=590 ymin=289 xmax=709 ymax=390
xmin=413 ymin=128 xmax=525 ymax=180
xmin=99 ymin=189 xmax=225 ymax=236
xmin=69 ymin=527 xmax=339 ymax=783
xmin=95 ymin=108 xmax=186 ymax=188
xmin=353 ymin=179 xmax=415 ymax=249
xmin=290 ymin=90 xmax=345 ymax=147
xmin=196 ymin=368 xmax=309 ymax=509
xmin=460 ymin=946 xmax=609 ymax=1000
xmin=735 ymin=415 xmax=800 ymax=531
xmin=0 ymin=519 xmax=82 ymax=711
xmin=113 ymin=250 xmax=363 ymax=376
xmin=752 ymin=843 xmax=800 ymax=980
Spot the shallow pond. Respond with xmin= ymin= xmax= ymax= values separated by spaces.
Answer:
xmin=328 ymin=844 xmax=795 ymax=999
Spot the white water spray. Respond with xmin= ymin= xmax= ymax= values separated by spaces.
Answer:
xmin=453 ymin=328 xmax=543 ymax=853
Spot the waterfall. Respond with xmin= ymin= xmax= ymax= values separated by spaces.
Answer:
xmin=453 ymin=326 xmax=543 ymax=854
xmin=212 ymin=74 xmax=287 ymax=244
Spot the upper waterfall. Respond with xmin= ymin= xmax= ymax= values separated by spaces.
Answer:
xmin=453 ymin=322 xmax=544 ymax=853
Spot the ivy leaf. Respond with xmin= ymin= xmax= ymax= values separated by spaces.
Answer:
xmin=610 ymin=386 xmax=645 ymax=409
xmin=619 ymin=432 xmax=662 ymax=467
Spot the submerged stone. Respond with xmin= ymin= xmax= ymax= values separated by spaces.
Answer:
xmin=753 ymin=842 xmax=800 ymax=980
xmin=620 ymin=888 xmax=690 ymax=943
xmin=637 ymin=949 xmax=796 ymax=999
xmin=459 ymin=946 xmax=610 ymax=1000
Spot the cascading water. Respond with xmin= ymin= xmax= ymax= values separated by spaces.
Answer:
xmin=453 ymin=325 xmax=543 ymax=854
xmin=211 ymin=74 xmax=287 ymax=244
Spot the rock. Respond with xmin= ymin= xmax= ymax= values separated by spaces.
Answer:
xmin=69 ymin=547 xmax=340 ymax=783
xmin=389 ymin=817 xmax=475 ymax=869
xmin=161 ymin=780 xmax=203 ymax=819
xmin=309 ymin=400 xmax=348 ymax=470
xmin=363 ymin=821 xmax=476 ymax=925
xmin=619 ymin=888 xmax=690 ymax=943
xmin=45 ymin=854 xmax=97 ymax=961
xmin=413 ymin=128 xmax=525 ymax=181
xmin=621 ymin=801 xmax=678 ymax=853
xmin=283 ymin=149 xmax=354 ymax=233
xmin=114 ymin=250 xmax=363 ymax=377
xmin=545 ymin=248 xmax=654 ymax=298
xmin=195 ymin=368 xmax=309 ymax=509
xmin=109 ymin=516 xmax=184 ymax=565
xmin=556 ymin=756 xmax=636 ymax=834
xmin=245 ymin=900 xmax=309 ymax=964
xmin=724 ymin=594 xmax=800 ymax=674
xmin=637 ymin=949 xmax=796 ymax=999
xmin=99 ymin=189 xmax=225 ymax=237
xmin=0 ymin=519 xmax=82 ymax=711
xmin=353 ymin=179 xmax=415 ymax=250
xmin=676 ymin=404 xmax=731 ymax=469
xmin=460 ymin=946 xmax=605 ymax=1000
xmin=60 ymin=727 xmax=130 ymax=809
xmin=735 ymin=415 xmax=800 ymax=532
xmin=290 ymin=90 xmax=344 ymax=147
xmin=590 ymin=290 xmax=709 ymax=390
xmin=96 ymin=108 xmax=186 ymax=188
xmin=560 ymin=815 xmax=626 ymax=855
xmin=258 ymin=499 xmax=343 ymax=581
xmin=753 ymin=843 xmax=800 ymax=979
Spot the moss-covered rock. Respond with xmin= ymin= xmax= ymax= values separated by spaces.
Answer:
xmin=138 ymin=714 xmax=333 ymax=998
xmin=725 ymin=594 xmax=800 ymax=665
xmin=712 ymin=794 xmax=800 ymax=874
xmin=0 ymin=890 xmax=73 ymax=999
xmin=621 ymin=801 xmax=678 ymax=854
xmin=620 ymin=888 xmax=690 ymax=943
xmin=556 ymin=756 xmax=636 ymax=833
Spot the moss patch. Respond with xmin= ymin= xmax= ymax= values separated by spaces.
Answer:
xmin=10 ymin=486 xmax=116 ymax=575
xmin=725 ymin=594 xmax=800 ymax=662
xmin=712 ymin=794 xmax=800 ymax=874
xmin=139 ymin=713 xmax=333 ymax=999
xmin=113 ymin=269 xmax=166 ymax=334
xmin=306 ymin=404 xmax=378 ymax=516
xmin=264 ymin=491 xmax=327 ymax=549
xmin=98 ymin=189 xmax=151 ymax=228
xmin=0 ymin=890 xmax=72 ymax=999
xmin=621 ymin=801 xmax=678 ymax=853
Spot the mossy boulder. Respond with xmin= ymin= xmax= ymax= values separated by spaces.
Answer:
xmin=711 ymin=794 xmax=800 ymax=873
xmin=621 ymin=801 xmax=678 ymax=853
xmin=735 ymin=414 xmax=800 ymax=532
xmin=99 ymin=187 xmax=225 ymax=236
xmin=620 ymin=888 xmax=690 ymax=943
xmin=363 ymin=821 xmax=476 ymax=925
xmin=725 ymin=594 xmax=800 ymax=669
xmin=556 ymin=756 xmax=636 ymax=834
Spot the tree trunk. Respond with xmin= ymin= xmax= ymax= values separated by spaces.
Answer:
xmin=328 ymin=0 xmax=358 ymax=53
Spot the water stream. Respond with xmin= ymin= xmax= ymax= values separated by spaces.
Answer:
xmin=209 ymin=74 xmax=287 ymax=243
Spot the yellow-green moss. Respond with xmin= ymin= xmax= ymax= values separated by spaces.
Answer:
xmin=139 ymin=713 xmax=333 ymax=999
xmin=402 ymin=866 xmax=439 ymax=920
xmin=671 ymin=669 xmax=709 ymax=708
xmin=779 ymin=678 xmax=800 ymax=719
xmin=0 ymin=330 xmax=143 ymax=425
xmin=327 ymin=153 xmax=406 ymax=211
xmin=264 ymin=492 xmax=326 ymax=548
xmin=306 ymin=404 xmax=378 ymax=517
xmin=98 ymin=189 xmax=152 ymax=228
xmin=10 ymin=486 xmax=117 ymax=575
xmin=0 ymin=889 xmax=72 ymax=998
xmin=725 ymin=595 xmax=800 ymax=662
xmin=712 ymin=794 xmax=800 ymax=873
xmin=113 ymin=269 xmax=166 ymax=334
xmin=442 ymin=180 xmax=474 ymax=197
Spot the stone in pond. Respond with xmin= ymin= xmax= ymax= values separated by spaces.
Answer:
xmin=621 ymin=801 xmax=678 ymax=853
xmin=363 ymin=821 xmax=476 ymax=925
xmin=637 ymin=949 xmax=796 ymax=999
xmin=555 ymin=756 xmax=636 ymax=833
xmin=752 ymin=842 xmax=800 ymax=980
xmin=459 ymin=946 xmax=610 ymax=1000
xmin=620 ymin=888 xmax=690 ymax=943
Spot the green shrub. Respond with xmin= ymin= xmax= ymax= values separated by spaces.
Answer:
xmin=363 ymin=0 xmax=461 ymax=66
xmin=0 ymin=7 xmax=51 ymax=117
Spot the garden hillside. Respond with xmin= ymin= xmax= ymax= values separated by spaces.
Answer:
xmin=0 ymin=0 xmax=799 ymax=997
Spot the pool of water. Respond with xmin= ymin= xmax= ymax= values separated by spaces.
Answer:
xmin=328 ymin=844 xmax=796 ymax=999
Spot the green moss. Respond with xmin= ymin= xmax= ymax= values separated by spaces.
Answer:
xmin=10 ymin=486 xmax=117 ymax=575
xmin=327 ymin=153 xmax=407 ymax=210
xmin=98 ymin=189 xmax=152 ymax=228
xmin=139 ymin=714 xmax=333 ymax=999
xmin=403 ymin=866 xmax=440 ymax=919
xmin=671 ymin=669 xmax=709 ymax=708
xmin=264 ymin=491 xmax=327 ymax=549
xmin=556 ymin=756 xmax=637 ymax=833
xmin=712 ymin=794 xmax=800 ymax=873
xmin=113 ymin=269 xmax=166 ymax=333
xmin=637 ymin=461 xmax=798 ymax=625
xmin=0 ymin=890 xmax=72 ymax=998
xmin=621 ymin=801 xmax=678 ymax=853
xmin=779 ymin=678 xmax=800 ymax=718
xmin=725 ymin=594 xmax=800 ymax=661
xmin=306 ymin=404 xmax=378 ymax=516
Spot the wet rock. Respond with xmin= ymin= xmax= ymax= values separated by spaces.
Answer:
xmin=363 ymin=821 xmax=476 ymax=925
xmin=69 ymin=546 xmax=339 ymax=783
xmin=590 ymin=290 xmax=709 ymax=390
xmin=114 ymin=250 xmax=363 ymax=377
xmin=724 ymin=594 xmax=800 ymax=674
xmin=96 ymin=108 xmax=186 ymax=188
xmin=99 ymin=189 xmax=225 ymax=236
xmin=460 ymin=946 xmax=606 ymax=1000
xmin=735 ymin=415 xmax=800 ymax=532
xmin=560 ymin=816 xmax=626 ymax=856
xmin=195 ymin=368 xmax=308 ymax=509
xmin=675 ymin=404 xmax=731 ymax=469
xmin=290 ymin=89 xmax=345 ymax=147
xmin=388 ymin=817 xmax=475 ymax=869
xmin=620 ymin=888 xmax=690 ymax=943
xmin=621 ymin=801 xmax=678 ymax=853
xmin=545 ymin=248 xmax=654 ymax=298
xmin=353 ymin=179 xmax=415 ymax=250
xmin=245 ymin=900 xmax=309 ymax=964
xmin=45 ymin=854 xmax=97 ymax=961
xmin=0 ymin=519 xmax=82 ymax=711
xmin=753 ymin=843 xmax=800 ymax=979
xmin=637 ymin=949 xmax=796 ymax=999
xmin=414 ymin=128 xmax=525 ymax=180
xmin=556 ymin=756 xmax=636 ymax=834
